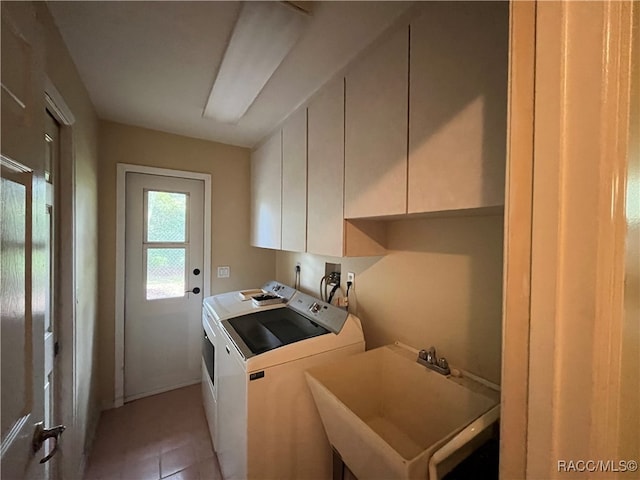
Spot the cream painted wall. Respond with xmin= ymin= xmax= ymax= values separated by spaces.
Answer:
xmin=276 ymin=215 xmax=504 ymax=384
xmin=98 ymin=121 xmax=276 ymax=407
xmin=36 ymin=4 xmax=101 ymax=478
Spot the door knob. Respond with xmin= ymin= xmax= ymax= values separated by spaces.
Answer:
xmin=186 ymin=287 xmax=201 ymax=294
xmin=32 ymin=422 xmax=66 ymax=464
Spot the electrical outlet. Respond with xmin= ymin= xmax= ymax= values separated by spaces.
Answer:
xmin=347 ymin=272 xmax=355 ymax=283
xmin=217 ymin=266 xmax=230 ymax=278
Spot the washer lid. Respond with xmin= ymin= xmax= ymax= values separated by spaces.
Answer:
xmin=222 ymin=307 xmax=330 ymax=359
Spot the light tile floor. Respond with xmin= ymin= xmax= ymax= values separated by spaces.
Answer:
xmin=84 ymin=384 xmax=222 ymax=480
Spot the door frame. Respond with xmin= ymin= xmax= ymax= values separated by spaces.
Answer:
xmin=501 ymin=0 xmax=635 ymax=477
xmin=114 ymin=163 xmax=211 ymax=408
xmin=499 ymin=2 xmax=535 ymax=477
xmin=44 ymin=77 xmax=78 ymax=480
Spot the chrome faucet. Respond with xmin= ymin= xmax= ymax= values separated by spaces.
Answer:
xmin=417 ymin=346 xmax=451 ymax=375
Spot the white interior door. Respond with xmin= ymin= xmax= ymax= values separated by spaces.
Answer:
xmin=124 ymin=172 xmax=204 ymax=401
xmin=2 ymin=3 xmax=57 ymax=477
xmin=1 ymin=159 xmax=43 ymax=479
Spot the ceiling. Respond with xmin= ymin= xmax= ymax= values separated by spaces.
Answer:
xmin=48 ymin=1 xmax=414 ymax=148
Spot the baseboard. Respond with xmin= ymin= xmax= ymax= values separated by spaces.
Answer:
xmin=123 ymin=379 xmax=201 ymax=403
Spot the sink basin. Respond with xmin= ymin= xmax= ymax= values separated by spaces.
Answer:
xmin=305 ymin=344 xmax=498 ymax=480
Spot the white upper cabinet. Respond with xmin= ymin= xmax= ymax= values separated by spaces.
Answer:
xmin=408 ymin=2 xmax=508 ymax=213
xmin=307 ymin=78 xmax=345 ymax=257
xmin=281 ymin=108 xmax=307 ymax=252
xmin=250 ymin=130 xmax=282 ymax=249
xmin=250 ymin=3 xmax=509 ymax=256
xmin=345 ymin=27 xmax=409 ymax=219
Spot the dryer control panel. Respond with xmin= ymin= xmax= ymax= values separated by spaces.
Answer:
xmin=289 ymin=291 xmax=348 ymax=334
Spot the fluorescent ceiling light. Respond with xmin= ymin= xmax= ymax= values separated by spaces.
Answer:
xmin=204 ymin=2 xmax=310 ymax=124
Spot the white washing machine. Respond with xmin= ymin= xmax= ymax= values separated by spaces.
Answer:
xmin=201 ymin=281 xmax=296 ymax=454
xmin=202 ymin=285 xmax=365 ymax=480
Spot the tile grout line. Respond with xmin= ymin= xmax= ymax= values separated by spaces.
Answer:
xmin=85 ymin=384 xmax=219 ymax=480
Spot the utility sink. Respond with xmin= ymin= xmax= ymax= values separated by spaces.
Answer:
xmin=305 ymin=344 xmax=498 ymax=480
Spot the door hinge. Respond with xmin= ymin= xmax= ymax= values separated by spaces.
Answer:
xmin=54 ymin=341 xmax=60 ymax=356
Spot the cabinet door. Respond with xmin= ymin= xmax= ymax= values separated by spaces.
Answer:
xmin=307 ymin=78 xmax=345 ymax=257
xmin=408 ymin=2 xmax=508 ymax=213
xmin=345 ymin=27 xmax=408 ymax=218
xmin=250 ymin=131 xmax=282 ymax=249
xmin=281 ymin=108 xmax=307 ymax=252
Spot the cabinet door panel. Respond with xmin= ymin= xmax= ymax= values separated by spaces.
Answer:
xmin=307 ymin=79 xmax=344 ymax=257
xmin=408 ymin=2 xmax=508 ymax=213
xmin=250 ymin=131 xmax=282 ymax=249
xmin=345 ymin=27 xmax=408 ymax=218
xmin=281 ymin=109 xmax=307 ymax=252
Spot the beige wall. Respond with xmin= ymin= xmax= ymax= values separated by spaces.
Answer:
xmin=98 ymin=121 xmax=276 ymax=407
xmin=35 ymin=4 xmax=102 ymax=478
xmin=276 ymin=214 xmax=504 ymax=384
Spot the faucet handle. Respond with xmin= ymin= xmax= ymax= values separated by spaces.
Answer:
xmin=418 ymin=348 xmax=435 ymax=364
xmin=417 ymin=346 xmax=451 ymax=375
xmin=426 ymin=346 xmax=437 ymax=364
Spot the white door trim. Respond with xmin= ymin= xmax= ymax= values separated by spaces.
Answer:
xmin=45 ymin=77 xmax=76 ymax=126
xmin=500 ymin=1 xmax=635 ymax=477
xmin=499 ymin=3 xmax=535 ymax=478
xmin=115 ymin=163 xmax=212 ymax=408
xmin=44 ymin=77 xmax=79 ymax=480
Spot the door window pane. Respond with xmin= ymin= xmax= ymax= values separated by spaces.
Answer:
xmin=146 ymin=191 xmax=187 ymax=242
xmin=146 ymin=248 xmax=185 ymax=300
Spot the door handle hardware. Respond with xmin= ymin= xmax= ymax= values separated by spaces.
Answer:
xmin=32 ymin=422 xmax=66 ymax=464
xmin=186 ymin=287 xmax=201 ymax=294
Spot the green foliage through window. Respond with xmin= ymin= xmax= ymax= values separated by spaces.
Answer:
xmin=146 ymin=191 xmax=187 ymax=242
xmin=146 ymin=248 xmax=185 ymax=300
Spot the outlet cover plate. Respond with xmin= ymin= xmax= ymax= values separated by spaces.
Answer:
xmin=217 ymin=266 xmax=230 ymax=278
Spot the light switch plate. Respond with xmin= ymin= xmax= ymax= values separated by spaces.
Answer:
xmin=217 ymin=266 xmax=230 ymax=278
